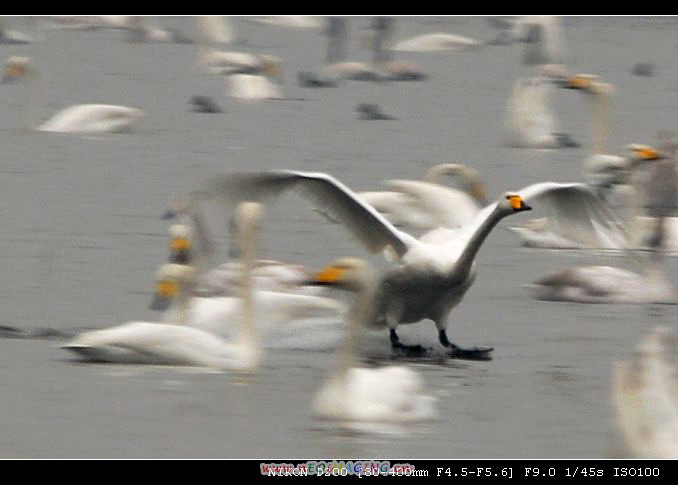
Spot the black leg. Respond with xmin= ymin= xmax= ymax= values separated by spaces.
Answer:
xmin=389 ymin=329 xmax=429 ymax=357
xmin=439 ymin=329 xmax=494 ymax=361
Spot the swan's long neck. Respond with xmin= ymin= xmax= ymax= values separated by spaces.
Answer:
xmin=337 ymin=268 xmax=378 ymax=377
xmin=591 ymin=89 xmax=609 ymax=155
xmin=424 ymin=164 xmax=462 ymax=184
xmin=370 ymin=17 xmax=392 ymax=64
xmin=235 ymin=203 xmax=260 ymax=350
xmin=162 ymin=278 xmax=195 ymax=325
xmin=325 ymin=17 xmax=347 ymax=64
xmin=451 ymin=205 xmax=508 ymax=279
xmin=23 ymin=68 xmax=43 ymax=130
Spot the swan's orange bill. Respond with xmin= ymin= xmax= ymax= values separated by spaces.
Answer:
xmin=155 ymin=281 xmax=179 ymax=298
xmin=314 ymin=266 xmax=345 ymax=284
xmin=509 ymin=195 xmax=523 ymax=210
xmin=170 ymin=237 xmax=191 ymax=252
xmin=637 ymin=147 xmax=660 ymax=160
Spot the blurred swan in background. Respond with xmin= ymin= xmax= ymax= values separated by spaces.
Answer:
xmin=246 ymin=16 xmax=325 ymax=30
xmin=162 ymin=198 xmax=327 ymax=296
xmin=504 ymin=73 xmax=578 ymax=149
xmin=196 ymin=16 xmax=234 ymax=45
xmin=310 ymin=257 xmax=437 ymax=426
xmin=158 ymin=203 xmax=345 ymax=333
xmin=613 ymin=327 xmax=678 ymax=458
xmin=525 ymin=251 xmax=675 ymax=304
xmin=0 ymin=17 xmax=32 ymax=44
xmin=197 ymin=50 xmax=283 ymax=100
xmin=199 ymin=171 xmax=622 ymax=359
xmin=358 ymin=163 xmax=488 ymax=231
xmin=391 ymin=32 xmax=481 ymax=52
xmin=508 ymin=143 xmax=667 ymax=250
xmin=62 ymin=203 xmax=268 ymax=371
xmin=2 ymin=56 xmax=144 ymax=134
xmin=298 ymin=17 xmax=382 ymax=86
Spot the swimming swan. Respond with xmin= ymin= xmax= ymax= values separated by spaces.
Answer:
xmin=2 ymin=56 xmax=144 ymax=134
xmin=613 ymin=326 xmax=678 ymax=458
xmin=62 ymin=203 xmax=266 ymax=371
xmin=390 ymin=32 xmax=482 ymax=52
xmin=199 ymin=171 xmax=623 ymax=359
xmin=310 ymin=257 xmax=438 ymax=425
xmin=525 ymin=253 xmax=675 ymax=305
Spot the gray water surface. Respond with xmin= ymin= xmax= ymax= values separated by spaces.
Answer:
xmin=0 ymin=16 xmax=677 ymax=458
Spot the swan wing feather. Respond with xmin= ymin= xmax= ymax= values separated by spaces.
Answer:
xmin=202 ymin=170 xmax=415 ymax=258
xmin=518 ymin=181 xmax=630 ymax=247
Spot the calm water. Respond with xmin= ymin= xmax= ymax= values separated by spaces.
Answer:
xmin=0 ymin=16 xmax=677 ymax=458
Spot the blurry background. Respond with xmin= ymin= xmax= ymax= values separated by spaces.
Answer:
xmin=0 ymin=16 xmax=676 ymax=458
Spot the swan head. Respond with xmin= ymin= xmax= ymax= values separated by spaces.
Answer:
xmin=150 ymin=263 xmax=196 ymax=311
xmin=499 ymin=193 xmax=532 ymax=213
xmin=625 ymin=144 xmax=663 ymax=169
xmin=2 ymin=55 xmax=32 ymax=83
xmin=168 ymin=224 xmax=192 ymax=264
xmin=310 ymin=257 xmax=373 ymax=292
xmin=565 ymin=73 xmax=613 ymax=95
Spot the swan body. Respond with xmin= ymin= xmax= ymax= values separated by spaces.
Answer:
xmin=199 ymin=171 xmax=617 ymax=358
xmin=37 ymin=104 xmax=145 ymax=134
xmin=2 ymin=56 xmax=144 ymax=134
xmin=391 ymin=33 xmax=481 ymax=52
xmin=226 ymin=74 xmax=282 ymax=101
xmin=196 ymin=16 xmax=234 ymax=45
xmin=613 ymin=327 xmax=678 ymax=458
xmin=0 ymin=18 xmax=31 ymax=44
xmin=246 ymin=16 xmax=324 ymax=30
xmin=64 ymin=321 xmax=259 ymax=370
xmin=313 ymin=365 xmax=437 ymax=424
xmin=198 ymin=50 xmax=280 ymax=76
xmin=525 ymin=264 xmax=675 ymax=304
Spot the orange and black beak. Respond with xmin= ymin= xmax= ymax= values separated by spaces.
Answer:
xmin=507 ymin=194 xmax=532 ymax=212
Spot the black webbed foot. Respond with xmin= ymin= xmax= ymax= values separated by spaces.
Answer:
xmin=447 ymin=346 xmax=494 ymax=361
xmin=389 ymin=328 xmax=430 ymax=357
xmin=392 ymin=342 xmax=430 ymax=358
xmin=439 ymin=329 xmax=493 ymax=361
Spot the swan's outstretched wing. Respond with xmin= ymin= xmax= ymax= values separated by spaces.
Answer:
xmin=517 ymin=182 xmax=631 ymax=247
xmin=201 ymin=170 xmax=416 ymax=258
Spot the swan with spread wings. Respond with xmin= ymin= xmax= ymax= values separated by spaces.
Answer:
xmin=196 ymin=170 xmax=627 ymax=360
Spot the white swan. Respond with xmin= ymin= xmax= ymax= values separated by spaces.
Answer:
xmin=0 ymin=17 xmax=32 ymax=44
xmin=524 ymin=253 xmax=675 ymax=305
xmin=310 ymin=257 xmax=437 ymax=426
xmin=2 ymin=56 xmax=144 ymax=134
xmin=245 ymin=16 xmax=325 ymax=30
xmin=200 ymin=170 xmax=623 ymax=359
xmin=62 ymin=203 xmax=266 ymax=371
xmin=613 ymin=326 xmax=678 ymax=458
xmin=358 ymin=163 xmax=487 ymax=231
xmin=504 ymin=74 xmax=576 ymax=149
xmin=508 ymin=143 xmax=666 ymax=250
xmin=196 ymin=16 xmax=234 ymax=45
xmin=299 ymin=18 xmax=422 ymax=86
xmin=391 ymin=32 xmax=482 ymax=52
